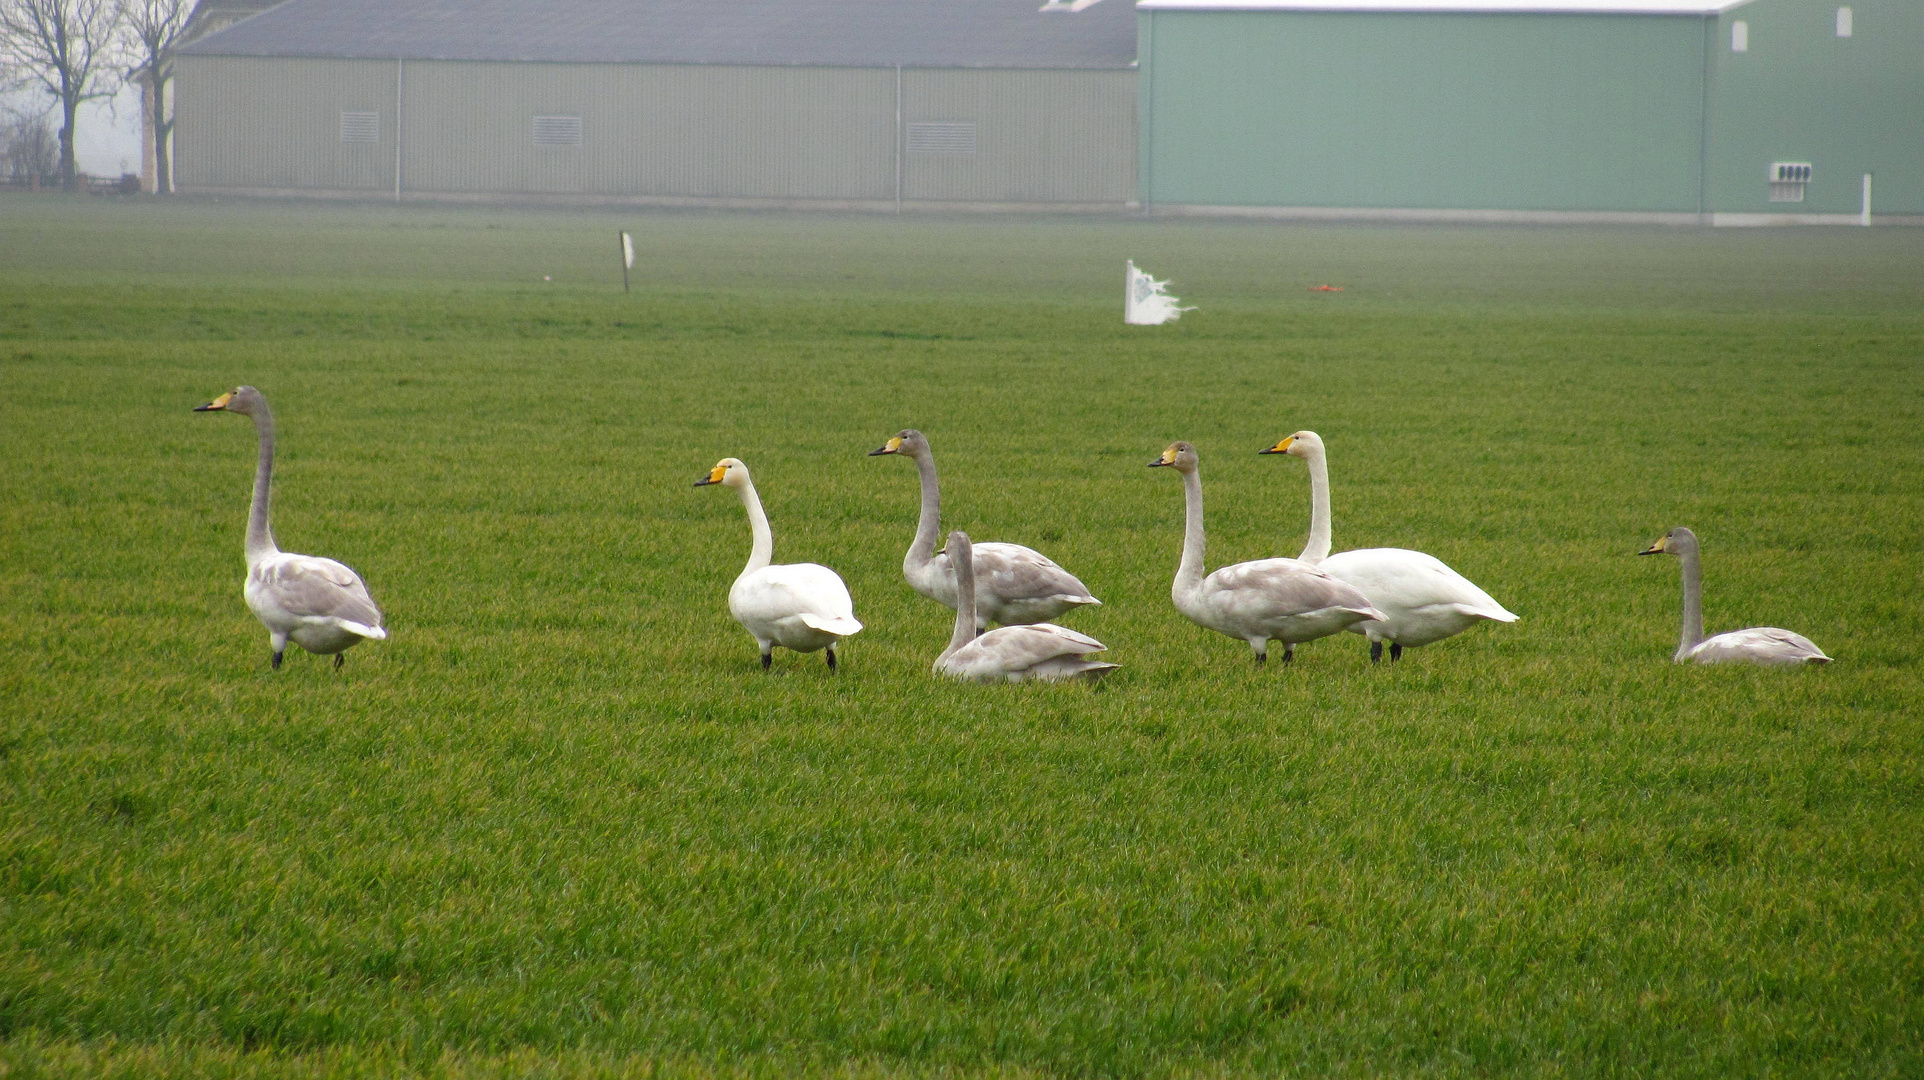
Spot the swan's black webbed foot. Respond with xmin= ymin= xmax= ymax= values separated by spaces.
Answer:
xmin=826 ymin=648 xmax=837 ymax=671
xmin=1282 ymin=645 xmax=1295 ymax=665
xmin=1254 ymin=650 xmax=1266 ymax=664
xmin=761 ymin=652 xmax=773 ymax=670
xmin=1390 ymin=643 xmax=1403 ymax=662
xmin=272 ymin=651 xmax=283 ymax=670
xmin=1371 ymin=641 xmax=1383 ymax=664
xmin=334 ymin=653 xmax=345 ymax=671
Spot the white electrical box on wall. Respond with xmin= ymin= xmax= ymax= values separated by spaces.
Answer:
xmin=1768 ymin=162 xmax=1812 ymax=202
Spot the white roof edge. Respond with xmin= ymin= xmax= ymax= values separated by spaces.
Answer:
xmin=1136 ymin=0 xmax=1753 ymax=13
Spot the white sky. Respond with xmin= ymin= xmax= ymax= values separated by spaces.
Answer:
xmin=4 ymin=85 xmax=144 ymax=176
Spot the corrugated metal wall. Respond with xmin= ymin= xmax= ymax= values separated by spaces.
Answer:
xmin=175 ymin=55 xmax=1136 ymax=205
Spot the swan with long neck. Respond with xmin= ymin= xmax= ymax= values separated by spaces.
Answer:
xmin=1263 ymin=431 xmax=1516 ymax=662
xmin=870 ymin=429 xmax=1098 ymax=630
xmin=195 ymin=386 xmax=386 ymax=670
xmin=696 ymin=457 xmax=862 ymax=670
xmin=1149 ymin=441 xmax=1382 ymax=663
xmin=933 ymin=531 xmax=1116 ymax=683
xmin=1638 ymin=527 xmax=1829 ymax=666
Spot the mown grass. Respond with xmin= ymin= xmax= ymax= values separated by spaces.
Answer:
xmin=1 ymin=195 xmax=1920 ymax=1077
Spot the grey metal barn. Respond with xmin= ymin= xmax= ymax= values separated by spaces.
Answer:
xmin=174 ymin=0 xmax=1139 ymax=209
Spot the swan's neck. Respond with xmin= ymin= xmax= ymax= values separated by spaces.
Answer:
xmin=1677 ymin=549 xmax=1705 ymax=660
xmin=245 ymin=407 xmax=279 ymax=564
xmin=1298 ymin=443 xmax=1332 ymax=564
xmin=939 ymin=546 xmax=977 ymax=662
xmin=1173 ymin=467 xmax=1207 ymax=606
xmin=906 ymin=451 xmax=942 ymax=573
xmin=735 ymin=478 xmax=773 ymax=578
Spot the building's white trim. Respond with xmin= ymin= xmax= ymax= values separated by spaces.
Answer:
xmin=1136 ymin=0 xmax=1753 ymax=13
xmin=1711 ymin=212 xmax=1923 ymax=226
xmin=1147 ymin=203 xmax=1923 ymax=226
xmin=174 ymin=185 xmax=1140 ymax=214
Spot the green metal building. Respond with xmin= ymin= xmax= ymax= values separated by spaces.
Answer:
xmin=1138 ymin=0 xmax=1922 ymax=223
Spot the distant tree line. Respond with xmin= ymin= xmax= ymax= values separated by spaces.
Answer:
xmin=0 ymin=0 xmax=192 ymax=192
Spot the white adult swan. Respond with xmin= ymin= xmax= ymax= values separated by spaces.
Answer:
xmin=696 ymin=458 xmax=862 ymax=670
xmin=870 ymin=429 xmax=1098 ymax=630
xmin=1638 ymin=526 xmax=1830 ymax=667
xmin=195 ymin=386 xmax=386 ymax=670
xmin=1263 ymin=431 xmax=1517 ymax=662
xmin=933 ymin=531 xmax=1117 ymax=683
xmin=1149 ymin=442 xmax=1382 ymax=663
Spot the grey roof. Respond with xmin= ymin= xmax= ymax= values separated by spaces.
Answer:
xmin=179 ymin=0 xmax=1139 ymax=69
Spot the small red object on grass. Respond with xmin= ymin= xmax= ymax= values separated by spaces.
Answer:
xmin=1312 ymin=285 xmax=1345 ymax=292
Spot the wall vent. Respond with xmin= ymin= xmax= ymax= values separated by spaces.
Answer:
xmin=906 ymin=121 xmax=977 ymax=156
xmin=1768 ymin=162 xmax=1811 ymax=202
xmin=1835 ymin=6 xmax=1852 ymax=37
xmin=532 ymin=115 xmax=583 ymax=147
xmin=1730 ymin=19 xmax=1748 ymax=52
xmin=340 ymin=111 xmax=379 ymax=144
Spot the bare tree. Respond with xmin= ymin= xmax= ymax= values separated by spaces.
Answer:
xmin=121 ymin=0 xmax=188 ymax=193
xmin=2 ymin=108 xmax=60 ymax=184
xmin=0 ymin=0 xmax=125 ymax=191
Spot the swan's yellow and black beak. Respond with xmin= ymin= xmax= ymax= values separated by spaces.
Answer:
xmin=694 ymin=463 xmax=728 ymax=487
xmin=194 ymin=391 xmax=234 ymax=412
xmin=1637 ymin=535 xmax=1668 ymax=556
xmin=868 ymin=436 xmax=904 ymax=457
xmin=1148 ymin=446 xmax=1178 ymax=468
xmin=1259 ymin=436 xmax=1295 ymax=455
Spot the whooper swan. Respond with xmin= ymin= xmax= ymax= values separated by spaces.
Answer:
xmin=696 ymin=458 xmax=862 ymax=670
xmin=1149 ymin=441 xmax=1382 ymax=664
xmin=195 ymin=386 xmax=386 ymax=670
xmin=933 ymin=531 xmax=1117 ymax=683
xmin=1638 ymin=527 xmax=1830 ymax=667
xmin=1263 ymin=431 xmax=1516 ymax=662
xmin=870 ymin=429 xmax=1098 ymax=630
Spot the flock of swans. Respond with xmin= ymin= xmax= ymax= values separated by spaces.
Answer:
xmin=195 ymin=387 xmax=1832 ymax=679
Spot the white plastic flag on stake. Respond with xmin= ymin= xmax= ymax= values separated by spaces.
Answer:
xmin=618 ymin=230 xmax=635 ymax=292
xmin=1125 ymin=260 xmax=1193 ymax=325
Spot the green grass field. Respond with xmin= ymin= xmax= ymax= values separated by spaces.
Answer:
xmin=2 ymin=195 xmax=1921 ymax=1078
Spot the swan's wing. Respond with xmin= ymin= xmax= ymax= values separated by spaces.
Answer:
xmin=968 ymin=542 xmax=1100 ymax=605
xmin=1204 ymin=558 xmax=1381 ymax=621
xmin=252 ymin=555 xmax=386 ymax=637
xmin=739 ymin=563 xmax=862 ymax=634
xmin=1690 ymin=627 xmax=1829 ymax=665
xmin=947 ymin=622 xmax=1108 ymax=677
xmin=1321 ymin=548 xmax=1517 ymax=622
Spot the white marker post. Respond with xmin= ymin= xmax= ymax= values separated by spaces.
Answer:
xmin=1861 ymin=174 xmax=1873 ymax=227
xmin=618 ymin=230 xmax=635 ymax=291
xmin=1125 ymin=260 xmax=1194 ymax=325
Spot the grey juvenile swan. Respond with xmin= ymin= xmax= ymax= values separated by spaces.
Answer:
xmin=933 ymin=531 xmax=1117 ymax=683
xmin=1149 ymin=441 xmax=1382 ymax=664
xmin=195 ymin=386 xmax=386 ymax=670
xmin=1638 ymin=526 xmax=1830 ymax=666
xmin=870 ymin=429 xmax=1099 ymax=630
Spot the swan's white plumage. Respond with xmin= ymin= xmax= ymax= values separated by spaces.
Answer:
xmin=1268 ymin=431 xmax=1515 ymax=654
xmin=700 ymin=457 xmax=861 ymax=666
xmin=1640 ymin=527 xmax=1829 ymax=668
xmin=934 ymin=531 xmax=1116 ymax=683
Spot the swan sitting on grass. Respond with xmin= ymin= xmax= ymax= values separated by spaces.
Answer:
xmin=1638 ymin=526 xmax=1829 ymax=667
xmin=696 ymin=458 xmax=862 ymax=670
xmin=933 ymin=531 xmax=1116 ymax=683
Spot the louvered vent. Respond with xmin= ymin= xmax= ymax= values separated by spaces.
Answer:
xmin=340 ymin=111 xmax=379 ymax=144
xmin=532 ymin=115 xmax=583 ymax=147
xmin=906 ymin=121 xmax=976 ymax=156
xmin=1768 ymin=162 xmax=1811 ymax=203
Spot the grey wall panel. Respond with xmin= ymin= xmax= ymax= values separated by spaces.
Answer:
xmin=903 ymin=69 xmax=1136 ymax=203
xmin=177 ymin=55 xmax=396 ymax=190
xmin=403 ymin=62 xmax=896 ymax=199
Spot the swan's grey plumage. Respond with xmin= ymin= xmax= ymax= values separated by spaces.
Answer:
xmin=1639 ymin=527 xmax=1830 ymax=667
xmin=933 ymin=531 xmax=1116 ymax=683
xmin=1263 ymin=431 xmax=1516 ymax=661
xmin=1149 ymin=441 xmax=1382 ymax=663
xmin=871 ymin=429 xmax=1098 ymax=629
xmin=196 ymin=386 xmax=386 ymax=670
xmin=697 ymin=457 xmax=861 ymax=669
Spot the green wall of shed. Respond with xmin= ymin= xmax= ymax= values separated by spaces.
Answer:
xmin=1707 ymin=0 xmax=1924 ymax=216
xmin=1138 ymin=10 xmax=1711 ymax=213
